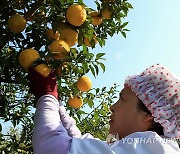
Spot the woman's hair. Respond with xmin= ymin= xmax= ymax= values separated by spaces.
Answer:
xmin=137 ymin=99 xmax=164 ymax=135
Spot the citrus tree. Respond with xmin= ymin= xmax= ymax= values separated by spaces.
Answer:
xmin=0 ymin=0 xmax=132 ymax=153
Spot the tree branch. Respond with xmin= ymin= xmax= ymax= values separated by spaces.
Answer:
xmin=77 ymin=100 xmax=104 ymax=125
xmin=24 ymin=0 xmax=46 ymax=20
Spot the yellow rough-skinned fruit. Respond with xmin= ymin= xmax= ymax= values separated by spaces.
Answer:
xmin=84 ymin=36 xmax=97 ymax=47
xmin=66 ymin=4 xmax=87 ymax=26
xmin=102 ymin=8 xmax=113 ymax=19
xmin=92 ymin=17 xmax=103 ymax=26
xmin=60 ymin=28 xmax=78 ymax=47
xmin=8 ymin=14 xmax=26 ymax=33
xmin=46 ymin=29 xmax=60 ymax=40
xmin=76 ymin=75 xmax=92 ymax=92
xmin=19 ymin=48 xmax=40 ymax=71
xmin=49 ymin=39 xmax=70 ymax=60
xmin=90 ymin=12 xmax=103 ymax=26
xmin=68 ymin=96 xmax=83 ymax=109
xmin=34 ymin=64 xmax=51 ymax=77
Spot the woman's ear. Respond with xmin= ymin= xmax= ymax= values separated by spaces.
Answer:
xmin=142 ymin=114 xmax=154 ymax=131
xmin=144 ymin=114 xmax=154 ymax=122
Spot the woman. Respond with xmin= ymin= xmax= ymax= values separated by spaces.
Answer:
xmin=29 ymin=64 xmax=180 ymax=154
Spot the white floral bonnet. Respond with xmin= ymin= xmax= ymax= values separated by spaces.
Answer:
xmin=124 ymin=64 xmax=180 ymax=139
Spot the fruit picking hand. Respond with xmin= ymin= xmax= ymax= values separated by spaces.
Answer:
xmin=28 ymin=68 xmax=59 ymax=100
xmin=29 ymin=68 xmax=82 ymax=137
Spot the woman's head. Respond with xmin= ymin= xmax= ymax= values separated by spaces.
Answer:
xmin=109 ymin=86 xmax=154 ymax=139
xmin=110 ymin=64 xmax=180 ymax=139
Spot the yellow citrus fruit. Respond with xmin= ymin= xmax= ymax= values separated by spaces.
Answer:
xmin=90 ymin=12 xmax=103 ymax=26
xmin=49 ymin=39 xmax=70 ymax=60
xmin=8 ymin=14 xmax=26 ymax=33
xmin=34 ymin=64 xmax=51 ymax=77
xmin=68 ymin=96 xmax=83 ymax=109
xmin=92 ymin=17 xmax=103 ymax=26
xmin=76 ymin=75 xmax=92 ymax=92
xmin=102 ymin=8 xmax=113 ymax=19
xmin=66 ymin=4 xmax=87 ymax=26
xmin=84 ymin=36 xmax=97 ymax=47
xmin=46 ymin=29 xmax=60 ymax=40
xmin=19 ymin=48 xmax=40 ymax=71
xmin=60 ymin=28 xmax=78 ymax=47
xmin=40 ymin=11 xmax=45 ymax=16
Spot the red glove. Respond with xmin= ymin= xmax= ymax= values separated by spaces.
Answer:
xmin=28 ymin=68 xmax=59 ymax=100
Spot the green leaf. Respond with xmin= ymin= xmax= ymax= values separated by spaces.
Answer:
xmin=94 ymin=113 xmax=99 ymax=120
xmin=121 ymin=22 xmax=129 ymax=29
xmin=123 ymin=29 xmax=130 ymax=32
xmin=88 ymin=92 xmax=95 ymax=99
xmin=121 ymin=31 xmax=127 ymax=38
xmin=78 ymin=0 xmax=84 ymax=5
xmin=90 ymin=119 xmax=96 ymax=125
xmin=100 ymin=110 xmax=106 ymax=116
xmin=90 ymin=65 xmax=95 ymax=77
xmin=98 ymin=38 xmax=106 ymax=47
xmin=96 ymin=53 xmax=105 ymax=60
xmin=102 ymin=86 xmax=106 ymax=92
xmin=82 ymin=44 xmax=88 ymax=54
xmin=79 ymin=67 xmax=84 ymax=74
xmin=95 ymin=88 xmax=100 ymax=94
xmin=82 ymin=62 xmax=89 ymax=73
xmin=99 ymin=62 xmax=105 ymax=72
xmin=102 ymin=103 xmax=109 ymax=112
xmin=77 ymin=110 xmax=86 ymax=115
xmin=127 ymin=2 xmax=133 ymax=9
xmin=122 ymin=6 xmax=128 ymax=16
xmin=77 ymin=55 xmax=87 ymax=62
xmin=93 ymin=64 xmax=99 ymax=75
xmin=71 ymin=48 xmax=78 ymax=54
xmin=86 ymin=99 xmax=94 ymax=108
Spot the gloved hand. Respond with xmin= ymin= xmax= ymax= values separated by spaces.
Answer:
xmin=28 ymin=68 xmax=59 ymax=100
xmin=59 ymin=105 xmax=82 ymax=138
